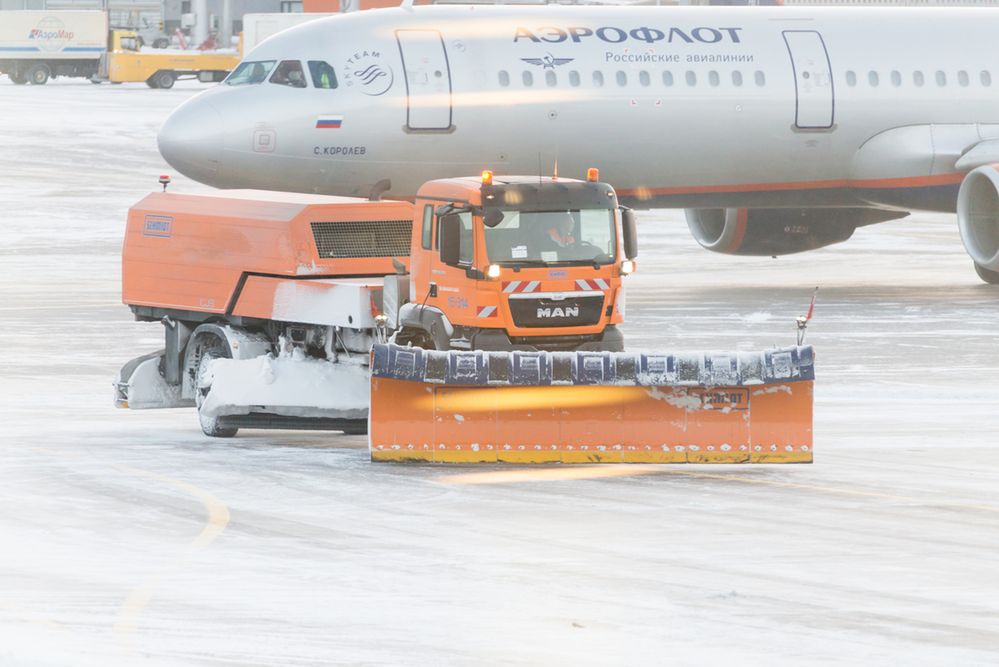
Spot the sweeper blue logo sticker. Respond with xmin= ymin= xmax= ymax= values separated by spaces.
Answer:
xmin=143 ymin=215 xmax=173 ymax=238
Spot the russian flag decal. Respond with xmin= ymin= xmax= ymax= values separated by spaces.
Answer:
xmin=315 ymin=115 xmax=343 ymax=129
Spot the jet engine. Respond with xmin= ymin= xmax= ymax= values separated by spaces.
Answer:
xmin=957 ymin=166 xmax=999 ymax=281
xmin=684 ymin=207 xmax=909 ymax=256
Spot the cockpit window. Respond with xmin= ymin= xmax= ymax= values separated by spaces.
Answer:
xmin=270 ymin=60 xmax=307 ymax=88
xmin=225 ymin=60 xmax=276 ymax=86
xmin=308 ymin=61 xmax=338 ymax=89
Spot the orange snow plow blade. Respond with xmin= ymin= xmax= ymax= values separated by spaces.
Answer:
xmin=369 ymin=344 xmax=814 ymax=464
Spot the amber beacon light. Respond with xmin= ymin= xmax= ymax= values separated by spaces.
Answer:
xmin=586 ymin=167 xmax=599 ymax=182
xmin=481 ymin=170 xmax=493 ymax=186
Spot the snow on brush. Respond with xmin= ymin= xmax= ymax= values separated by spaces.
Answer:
xmin=200 ymin=347 xmax=369 ymax=419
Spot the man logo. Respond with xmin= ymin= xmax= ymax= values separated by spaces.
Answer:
xmin=344 ymin=50 xmax=394 ymax=96
xmin=537 ymin=306 xmax=580 ymax=318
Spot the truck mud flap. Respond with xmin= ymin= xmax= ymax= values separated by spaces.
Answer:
xmin=369 ymin=344 xmax=814 ymax=464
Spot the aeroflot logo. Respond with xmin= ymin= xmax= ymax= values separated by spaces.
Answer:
xmin=537 ymin=306 xmax=579 ymax=318
xmin=514 ymin=26 xmax=743 ymax=45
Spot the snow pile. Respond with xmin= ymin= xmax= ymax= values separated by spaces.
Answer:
xmin=200 ymin=351 xmax=369 ymax=419
xmin=122 ymin=355 xmax=191 ymax=409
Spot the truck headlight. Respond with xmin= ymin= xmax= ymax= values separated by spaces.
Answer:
xmin=620 ymin=260 xmax=635 ymax=275
xmin=487 ymin=264 xmax=501 ymax=279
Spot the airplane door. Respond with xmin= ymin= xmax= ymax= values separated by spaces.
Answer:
xmin=396 ymin=29 xmax=453 ymax=131
xmin=783 ymin=31 xmax=834 ymax=129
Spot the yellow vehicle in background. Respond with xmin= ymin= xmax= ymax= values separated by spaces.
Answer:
xmin=99 ymin=30 xmax=239 ymax=89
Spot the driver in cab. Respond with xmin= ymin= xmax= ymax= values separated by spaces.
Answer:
xmin=547 ymin=213 xmax=576 ymax=248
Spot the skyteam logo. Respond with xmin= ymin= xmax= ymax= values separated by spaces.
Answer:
xmin=28 ymin=16 xmax=74 ymax=52
xmin=521 ymin=53 xmax=574 ymax=70
xmin=344 ymin=50 xmax=394 ymax=96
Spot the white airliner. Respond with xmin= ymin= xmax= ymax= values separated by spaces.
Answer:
xmin=157 ymin=5 xmax=999 ymax=282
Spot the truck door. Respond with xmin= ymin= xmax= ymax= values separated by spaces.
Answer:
xmin=395 ymin=29 xmax=453 ymax=131
xmin=431 ymin=210 xmax=475 ymax=327
xmin=783 ymin=30 xmax=834 ymax=130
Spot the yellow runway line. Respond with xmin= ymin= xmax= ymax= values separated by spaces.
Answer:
xmin=438 ymin=465 xmax=665 ymax=485
xmin=111 ymin=465 xmax=230 ymax=653
xmin=26 ymin=447 xmax=230 ymax=656
xmin=438 ymin=466 xmax=999 ymax=515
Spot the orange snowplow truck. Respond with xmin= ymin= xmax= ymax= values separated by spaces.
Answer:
xmin=118 ymin=172 xmax=636 ymax=431
xmin=117 ymin=171 xmax=814 ymax=463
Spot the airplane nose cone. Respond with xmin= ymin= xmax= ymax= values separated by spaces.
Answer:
xmin=157 ymin=96 xmax=223 ymax=186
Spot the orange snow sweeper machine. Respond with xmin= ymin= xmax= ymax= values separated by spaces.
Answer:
xmin=117 ymin=171 xmax=814 ymax=463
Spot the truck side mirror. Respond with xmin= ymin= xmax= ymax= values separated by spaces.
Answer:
xmin=439 ymin=213 xmax=462 ymax=266
xmin=621 ymin=207 xmax=638 ymax=260
xmin=483 ymin=208 xmax=505 ymax=228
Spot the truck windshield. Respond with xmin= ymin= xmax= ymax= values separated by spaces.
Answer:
xmin=225 ymin=60 xmax=276 ymax=85
xmin=484 ymin=209 xmax=616 ymax=265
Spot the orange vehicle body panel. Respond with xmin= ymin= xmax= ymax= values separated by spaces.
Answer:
xmin=369 ymin=378 xmax=813 ymax=464
xmin=411 ymin=178 xmax=625 ymax=338
xmin=122 ymin=190 xmax=413 ymax=316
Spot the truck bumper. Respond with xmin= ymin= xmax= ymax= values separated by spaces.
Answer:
xmin=472 ymin=325 xmax=624 ymax=352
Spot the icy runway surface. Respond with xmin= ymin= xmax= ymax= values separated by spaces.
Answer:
xmin=3 ymin=80 xmax=999 ymax=666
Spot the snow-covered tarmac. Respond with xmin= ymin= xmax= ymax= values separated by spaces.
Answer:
xmin=2 ymin=80 xmax=999 ymax=666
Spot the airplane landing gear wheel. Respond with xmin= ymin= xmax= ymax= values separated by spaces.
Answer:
xmin=974 ymin=262 xmax=999 ymax=285
xmin=195 ymin=345 xmax=238 ymax=438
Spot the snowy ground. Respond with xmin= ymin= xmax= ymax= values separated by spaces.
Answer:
xmin=2 ymin=79 xmax=999 ymax=666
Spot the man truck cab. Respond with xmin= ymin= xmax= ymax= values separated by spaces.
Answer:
xmin=399 ymin=170 xmax=638 ymax=352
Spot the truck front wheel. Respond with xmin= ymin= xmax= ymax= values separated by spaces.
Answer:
xmin=27 ymin=64 xmax=50 ymax=85
xmin=195 ymin=345 xmax=238 ymax=438
xmin=393 ymin=327 xmax=435 ymax=350
xmin=151 ymin=70 xmax=175 ymax=89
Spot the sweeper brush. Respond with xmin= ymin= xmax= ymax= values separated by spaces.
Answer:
xmin=369 ymin=343 xmax=814 ymax=464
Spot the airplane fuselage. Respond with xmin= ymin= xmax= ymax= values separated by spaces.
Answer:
xmin=158 ymin=6 xmax=999 ymax=212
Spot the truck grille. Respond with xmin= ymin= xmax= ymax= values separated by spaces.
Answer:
xmin=508 ymin=295 xmax=604 ymax=328
xmin=311 ymin=220 xmax=412 ymax=259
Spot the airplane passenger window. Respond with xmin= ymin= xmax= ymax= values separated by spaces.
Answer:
xmin=890 ymin=70 xmax=902 ymax=87
xmin=732 ymin=71 xmax=743 ymax=87
xmin=639 ymin=71 xmax=650 ymax=87
xmin=498 ymin=70 xmax=510 ymax=87
xmin=271 ymin=60 xmax=307 ymax=88
xmin=936 ymin=71 xmax=947 ymax=86
xmin=982 ymin=71 xmax=992 ymax=86
xmin=545 ymin=70 xmax=557 ymax=87
xmin=754 ymin=71 xmax=766 ymax=86
xmin=685 ymin=71 xmax=697 ymax=86
xmin=662 ymin=71 xmax=674 ymax=86
xmin=523 ymin=71 xmax=534 ymax=86
xmin=913 ymin=71 xmax=925 ymax=87
xmin=569 ymin=70 xmax=580 ymax=87
xmin=308 ymin=61 xmax=338 ymax=89
xmin=616 ymin=71 xmax=627 ymax=87
xmin=709 ymin=71 xmax=720 ymax=87
xmin=845 ymin=70 xmax=856 ymax=87
xmin=593 ymin=71 xmax=604 ymax=87
xmin=868 ymin=71 xmax=879 ymax=87
xmin=225 ymin=60 xmax=276 ymax=86
xmin=958 ymin=70 xmax=969 ymax=87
